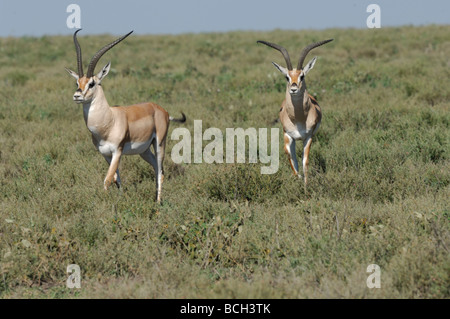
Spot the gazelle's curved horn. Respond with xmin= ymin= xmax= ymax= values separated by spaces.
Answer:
xmin=257 ymin=40 xmax=293 ymax=71
xmin=86 ymin=31 xmax=133 ymax=78
xmin=73 ymin=29 xmax=84 ymax=76
xmin=297 ymin=39 xmax=333 ymax=70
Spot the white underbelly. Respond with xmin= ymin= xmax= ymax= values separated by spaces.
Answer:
xmin=96 ymin=139 xmax=152 ymax=156
xmin=122 ymin=140 xmax=152 ymax=155
xmin=286 ymin=123 xmax=309 ymax=140
xmin=285 ymin=122 xmax=320 ymax=141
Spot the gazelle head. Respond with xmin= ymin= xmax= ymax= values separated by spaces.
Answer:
xmin=257 ymin=39 xmax=333 ymax=95
xmin=66 ymin=29 xmax=133 ymax=104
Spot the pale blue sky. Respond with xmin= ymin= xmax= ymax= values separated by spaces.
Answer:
xmin=0 ymin=0 xmax=448 ymax=37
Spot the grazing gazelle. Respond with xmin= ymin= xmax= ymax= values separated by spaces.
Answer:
xmin=66 ymin=29 xmax=186 ymax=203
xmin=257 ymin=38 xmax=333 ymax=189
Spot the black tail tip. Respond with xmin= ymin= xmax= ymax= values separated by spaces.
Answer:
xmin=170 ymin=112 xmax=186 ymax=123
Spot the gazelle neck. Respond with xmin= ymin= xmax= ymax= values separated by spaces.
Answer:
xmin=285 ymin=82 xmax=310 ymax=120
xmin=82 ymin=85 xmax=113 ymax=130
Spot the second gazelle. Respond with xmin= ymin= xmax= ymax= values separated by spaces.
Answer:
xmin=66 ymin=30 xmax=185 ymax=202
xmin=257 ymin=38 xmax=333 ymax=188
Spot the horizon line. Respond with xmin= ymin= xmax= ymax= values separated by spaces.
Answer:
xmin=1 ymin=23 xmax=449 ymax=39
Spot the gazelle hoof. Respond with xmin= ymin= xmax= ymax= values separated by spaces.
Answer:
xmin=104 ymin=179 xmax=112 ymax=190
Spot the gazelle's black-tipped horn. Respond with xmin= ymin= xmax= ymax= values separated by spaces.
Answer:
xmin=86 ymin=31 xmax=133 ymax=78
xmin=297 ymin=39 xmax=333 ymax=70
xmin=73 ymin=29 xmax=84 ymax=76
xmin=257 ymin=40 xmax=293 ymax=70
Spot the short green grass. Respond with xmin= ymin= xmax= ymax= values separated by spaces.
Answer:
xmin=0 ymin=25 xmax=449 ymax=298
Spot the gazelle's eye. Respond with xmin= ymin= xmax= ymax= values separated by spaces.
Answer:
xmin=89 ymin=81 xmax=95 ymax=89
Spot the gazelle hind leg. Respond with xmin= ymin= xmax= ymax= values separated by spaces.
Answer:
xmin=139 ymin=136 xmax=166 ymax=203
xmin=155 ymin=137 xmax=167 ymax=203
xmin=284 ymin=133 xmax=299 ymax=176
xmin=139 ymin=143 xmax=160 ymax=202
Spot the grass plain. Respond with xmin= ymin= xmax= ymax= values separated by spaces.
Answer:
xmin=0 ymin=25 xmax=449 ymax=298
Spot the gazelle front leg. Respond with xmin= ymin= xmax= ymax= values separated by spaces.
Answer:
xmin=302 ymin=137 xmax=313 ymax=187
xmin=284 ymin=133 xmax=300 ymax=176
xmin=103 ymin=155 xmax=121 ymax=188
xmin=104 ymin=149 xmax=122 ymax=190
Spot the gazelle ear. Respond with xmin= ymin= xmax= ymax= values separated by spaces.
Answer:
xmin=271 ymin=61 xmax=289 ymax=77
xmin=65 ymin=68 xmax=79 ymax=80
xmin=302 ymin=57 xmax=317 ymax=76
xmin=96 ymin=62 xmax=111 ymax=82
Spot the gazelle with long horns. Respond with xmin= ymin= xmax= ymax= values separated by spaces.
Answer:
xmin=66 ymin=29 xmax=185 ymax=203
xmin=257 ymin=38 xmax=333 ymax=188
